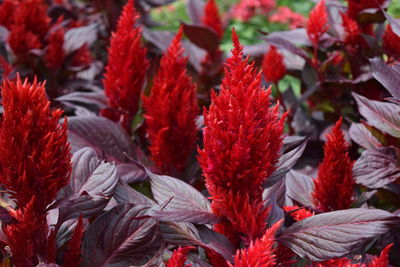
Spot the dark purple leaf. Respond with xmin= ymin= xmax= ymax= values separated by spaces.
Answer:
xmin=267 ymin=29 xmax=311 ymax=46
xmin=278 ymin=208 xmax=400 ymax=262
xmin=148 ymin=170 xmax=211 ymax=212
xmin=150 ymin=210 xmax=220 ymax=224
xmin=160 ymin=221 xmax=201 ymax=246
xmin=349 ymin=123 xmax=380 ymax=149
xmin=68 ymin=116 xmax=135 ymax=161
xmin=114 ymin=182 xmax=155 ymax=206
xmin=369 ymin=57 xmax=400 ymax=98
xmin=55 ymin=148 xmax=118 ymax=223
xmin=285 ymin=170 xmax=314 ymax=208
xmin=197 ymin=225 xmax=235 ymax=262
xmin=0 ymin=206 xmax=16 ymax=225
xmin=265 ymin=192 xmax=285 ymax=226
xmin=56 ymin=91 xmax=108 ymax=109
xmin=64 ymin=24 xmax=98 ymax=53
xmin=116 ymin=163 xmax=147 ymax=184
xmin=182 ymin=23 xmax=220 ymax=53
xmin=265 ymin=140 xmax=308 ymax=187
xmin=353 ymin=93 xmax=400 ymax=138
xmin=186 ymin=0 xmax=205 ymax=24
xmin=142 ymin=28 xmax=175 ymax=52
xmin=353 ymin=147 xmax=400 ymax=189
xmin=263 ymin=36 xmax=309 ymax=59
xmin=82 ymin=204 xmax=162 ymax=266
xmin=383 ymin=9 xmax=400 ymax=36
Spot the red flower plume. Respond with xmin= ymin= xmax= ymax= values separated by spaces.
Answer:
xmin=307 ymin=0 xmax=329 ymax=48
xmin=312 ymin=118 xmax=354 ymax=212
xmin=199 ymin=29 xmax=285 ymax=245
xmin=165 ymin=247 xmax=193 ymax=267
xmin=383 ymin=24 xmax=400 ymax=60
xmin=283 ymin=206 xmax=314 ymax=221
xmin=368 ymin=243 xmax=393 ymax=267
xmin=143 ymin=27 xmax=199 ymax=175
xmin=46 ymin=26 xmax=65 ymax=70
xmin=202 ymin=0 xmax=224 ymax=39
xmin=63 ymin=216 xmax=85 ymax=267
xmin=0 ymin=0 xmax=17 ymax=29
xmin=262 ymin=45 xmax=286 ymax=84
xmin=230 ymin=221 xmax=281 ymax=267
xmin=0 ymin=76 xmax=71 ymax=209
xmin=103 ymin=0 xmax=149 ymax=133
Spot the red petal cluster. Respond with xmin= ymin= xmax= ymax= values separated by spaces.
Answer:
xmin=230 ymin=221 xmax=281 ymax=267
xmin=312 ymin=118 xmax=355 ymax=212
xmin=203 ymin=0 xmax=224 ymax=39
xmin=262 ymin=45 xmax=286 ymax=84
xmin=283 ymin=206 xmax=314 ymax=221
xmin=143 ymin=27 xmax=199 ymax=175
xmin=0 ymin=77 xmax=71 ymax=209
xmin=233 ymin=0 xmax=276 ymax=22
xmin=269 ymin=7 xmax=307 ymax=29
xmin=199 ymin=30 xmax=285 ymax=245
xmin=0 ymin=0 xmax=17 ymax=28
xmin=63 ymin=216 xmax=85 ymax=267
xmin=383 ymin=25 xmax=400 ymax=60
xmin=103 ymin=0 xmax=149 ymax=132
xmin=45 ymin=27 xmax=66 ymax=70
xmin=7 ymin=0 xmax=50 ymax=57
xmin=341 ymin=13 xmax=360 ymax=45
xmin=307 ymin=0 xmax=329 ymax=48
xmin=70 ymin=44 xmax=92 ymax=67
xmin=368 ymin=243 xmax=393 ymax=267
xmin=165 ymin=247 xmax=193 ymax=267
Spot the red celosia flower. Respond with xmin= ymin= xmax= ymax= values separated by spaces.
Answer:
xmin=383 ymin=24 xmax=400 ymax=60
xmin=46 ymin=27 xmax=66 ymax=70
xmin=0 ymin=76 xmax=71 ymax=209
xmin=312 ymin=118 xmax=355 ymax=212
xmin=307 ymin=0 xmax=329 ymax=48
xmin=8 ymin=0 xmax=50 ymax=57
xmin=70 ymin=43 xmax=92 ymax=67
xmin=143 ymin=27 xmax=199 ymax=175
xmin=230 ymin=221 xmax=281 ymax=267
xmin=103 ymin=0 xmax=149 ymax=133
xmin=269 ymin=7 xmax=307 ymax=29
xmin=199 ymin=29 xmax=285 ymax=245
xmin=368 ymin=243 xmax=393 ymax=267
xmin=233 ymin=0 xmax=276 ymax=21
xmin=165 ymin=247 xmax=193 ymax=267
xmin=283 ymin=206 xmax=314 ymax=221
xmin=0 ymin=0 xmax=17 ymax=29
xmin=202 ymin=0 xmax=224 ymax=39
xmin=63 ymin=216 xmax=85 ymax=267
xmin=262 ymin=45 xmax=286 ymax=84
xmin=340 ymin=12 xmax=360 ymax=45
xmin=0 ymin=56 xmax=12 ymax=80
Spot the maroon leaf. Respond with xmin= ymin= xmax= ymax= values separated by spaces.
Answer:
xmin=182 ymin=23 xmax=220 ymax=52
xmin=383 ymin=9 xmax=400 ymax=36
xmin=56 ymin=91 xmax=108 ymax=109
xmin=353 ymin=147 xmax=400 ymax=189
xmin=150 ymin=210 xmax=220 ymax=224
xmin=285 ymin=170 xmax=314 ymax=208
xmin=186 ymin=0 xmax=205 ymax=24
xmin=369 ymin=57 xmax=400 ymax=99
xmin=82 ymin=204 xmax=162 ymax=266
xmin=264 ymin=36 xmax=309 ymax=60
xmin=353 ymin=93 xmax=400 ymax=138
xmin=278 ymin=208 xmax=400 ymax=262
xmin=349 ymin=123 xmax=380 ymax=149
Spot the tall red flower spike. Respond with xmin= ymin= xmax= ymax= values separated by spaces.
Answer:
xmin=307 ymin=0 xmax=329 ymax=48
xmin=340 ymin=12 xmax=360 ymax=46
xmin=202 ymin=0 xmax=224 ymax=40
xmin=165 ymin=246 xmax=194 ymax=267
xmin=312 ymin=118 xmax=355 ymax=212
xmin=262 ymin=45 xmax=286 ymax=84
xmin=143 ymin=27 xmax=199 ymax=175
xmin=0 ymin=0 xmax=17 ymax=29
xmin=367 ymin=243 xmax=393 ymax=267
xmin=46 ymin=26 xmax=66 ymax=70
xmin=383 ymin=25 xmax=400 ymax=60
xmin=199 ymin=29 xmax=286 ymax=245
xmin=103 ymin=0 xmax=149 ymax=133
xmin=230 ymin=221 xmax=281 ymax=267
xmin=63 ymin=216 xmax=85 ymax=267
xmin=8 ymin=0 xmax=50 ymax=57
xmin=0 ymin=76 xmax=71 ymax=209
xmin=283 ymin=206 xmax=314 ymax=221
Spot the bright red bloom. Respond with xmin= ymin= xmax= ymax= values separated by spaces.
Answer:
xmin=233 ymin=0 xmax=276 ymax=21
xmin=307 ymin=0 xmax=329 ymax=48
xmin=202 ymin=0 xmax=224 ymax=39
xmin=383 ymin=24 xmax=400 ymax=60
xmin=312 ymin=118 xmax=355 ymax=212
xmin=283 ymin=206 xmax=314 ymax=221
xmin=103 ymin=0 xmax=149 ymax=133
xmin=199 ymin=30 xmax=285 ymax=245
xmin=46 ymin=27 xmax=65 ymax=70
xmin=340 ymin=13 xmax=361 ymax=45
xmin=367 ymin=243 xmax=393 ymax=267
xmin=262 ymin=45 xmax=286 ymax=84
xmin=0 ymin=76 xmax=71 ymax=209
xmin=0 ymin=0 xmax=17 ymax=29
xmin=63 ymin=216 xmax=85 ymax=267
xmin=143 ymin=27 xmax=199 ymax=175
xmin=230 ymin=221 xmax=281 ymax=267
xmin=165 ymin=247 xmax=193 ymax=267
xmin=269 ymin=7 xmax=307 ymax=29
xmin=0 ymin=56 xmax=12 ymax=80
xmin=8 ymin=0 xmax=50 ymax=57
xmin=70 ymin=43 xmax=92 ymax=67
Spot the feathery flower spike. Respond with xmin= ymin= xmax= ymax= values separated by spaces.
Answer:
xmin=202 ymin=0 xmax=224 ymax=39
xmin=165 ymin=246 xmax=193 ymax=267
xmin=262 ymin=45 xmax=286 ymax=84
xmin=63 ymin=216 xmax=85 ymax=267
xmin=312 ymin=118 xmax=355 ymax=212
xmin=307 ymin=0 xmax=329 ymax=48
xmin=103 ymin=0 xmax=149 ymax=133
xmin=143 ymin=26 xmax=199 ymax=175
xmin=199 ymin=29 xmax=285 ymax=245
